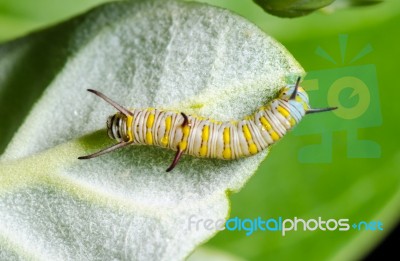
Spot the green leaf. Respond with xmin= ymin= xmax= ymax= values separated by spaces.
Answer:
xmin=324 ymin=0 xmax=383 ymax=12
xmin=253 ymin=0 xmax=335 ymax=17
xmin=195 ymin=0 xmax=399 ymax=42
xmin=0 ymin=0 xmax=304 ymax=260
xmin=0 ymin=0 xmax=112 ymax=43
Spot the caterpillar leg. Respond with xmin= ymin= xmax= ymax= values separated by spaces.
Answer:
xmin=166 ymin=112 xmax=189 ymax=172
xmin=78 ymin=141 xmax=133 ymax=159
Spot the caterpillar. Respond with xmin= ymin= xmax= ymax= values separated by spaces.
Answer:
xmin=79 ymin=77 xmax=337 ymax=171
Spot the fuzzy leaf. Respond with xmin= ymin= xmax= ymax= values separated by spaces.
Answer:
xmin=0 ymin=0 xmax=303 ymax=260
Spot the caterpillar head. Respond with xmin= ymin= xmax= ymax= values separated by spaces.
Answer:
xmin=78 ymin=89 xmax=134 ymax=160
xmin=280 ymin=80 xmax=308 ymax=102
xmin=106 ymin=113 xmax=130 ymax=142
xmin=280 ymin=77 xmax=337 ymax=115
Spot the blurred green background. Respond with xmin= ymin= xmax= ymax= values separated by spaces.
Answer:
xmin=198 ymin=1 xmax=400 ymax=260
xmin=1 ymin=0 xmax=399 ymax=260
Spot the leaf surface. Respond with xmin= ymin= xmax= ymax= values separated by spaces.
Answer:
xmin=0 ymin=1 xmax=303 ymax=260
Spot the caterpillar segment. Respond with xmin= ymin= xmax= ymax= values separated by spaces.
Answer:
xmin=78 ymin=77 xmax=337 ymax=171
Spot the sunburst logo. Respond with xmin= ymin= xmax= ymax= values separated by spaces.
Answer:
xmin=295 ymin=34 xmax=381 ymax=162
xmin=315 ymin=34 xmax=373 ymax=65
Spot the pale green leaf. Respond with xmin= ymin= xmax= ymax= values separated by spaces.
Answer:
xmin=0 ymin=0 xmax=303 ymax=260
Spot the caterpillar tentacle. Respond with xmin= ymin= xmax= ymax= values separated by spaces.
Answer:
xmin=79 ymin=77 xmax=337 ymax=171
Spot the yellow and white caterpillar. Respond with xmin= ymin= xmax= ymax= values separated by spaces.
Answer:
xmin=79 ymin=78 xmax=336 ymax=171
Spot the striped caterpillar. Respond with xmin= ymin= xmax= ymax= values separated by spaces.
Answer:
xmin=79 ymin=78 xmax=337 ymax=171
